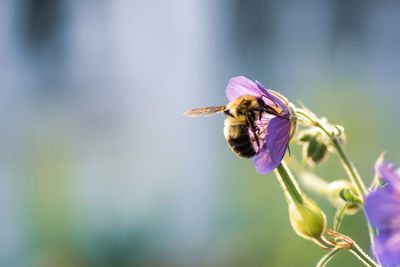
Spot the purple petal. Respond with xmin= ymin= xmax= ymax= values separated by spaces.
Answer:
xmin=373 ymin=233 xmax=400 ymax=266
xmin=267 ymin=117 xmax=292 ymax=163
xmin=367 ymin=159 xmax=400 ymax=266
xmin=365 ymin=186 xmax=400 ymax=230
xmin=256 ymin=82 xmax=289 ymax=115
xmin=226 ymin=76 xmax=290 ymax=119
xmin=253 ymin=117 xmax=291 ymax=174
xmin=226 ymin=76 xmax=264 ymax=102
xmin=253 ymin=145 xmax=273 ymax=175
xmin=378 ymin=163 xmax=400 ymax=193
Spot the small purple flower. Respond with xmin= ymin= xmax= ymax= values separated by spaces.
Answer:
xmin=226 ymin=76 xmax=293 ymax=174
xmin=365 ymin=160 xmax=400 ymax=266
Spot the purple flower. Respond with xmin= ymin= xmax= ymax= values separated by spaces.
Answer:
xmin=365 ymin=160 xmax=400 ymax=266
xmin=226 ymin=76 xmax=293 ymax=174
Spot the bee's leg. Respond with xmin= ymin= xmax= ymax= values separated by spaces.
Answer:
xmin=261 ymin=94 xmax=279 ymax=108
xmin=252 ymin=107 xmax=266 ymax=120
xmin=246 ymin=115 xmax=260 ymax=151
xmin=258 ymin=97 xmax=280 ymax=117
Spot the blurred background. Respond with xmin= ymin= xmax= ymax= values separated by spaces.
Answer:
xmin=1 ymin=0 xmax=400 ymax=266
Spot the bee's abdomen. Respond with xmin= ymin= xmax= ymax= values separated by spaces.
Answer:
xmin=226 ymin=126 xmax=256 ymax=158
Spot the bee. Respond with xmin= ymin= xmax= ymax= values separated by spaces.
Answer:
xmin=184 ymin=94 xmax=283 ymax=158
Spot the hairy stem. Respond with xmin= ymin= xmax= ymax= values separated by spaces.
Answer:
xmin=275 ymin=161 xmax=303 ymax=204
xmin=333 ymin=203 xmax=348 ymax=232
xmin=350 ymin=242 xmax=379 ymax=267
xmin=316 ymin=248 xmax=341 ymax=267
xmin=296 ymin=109 xmax=377 ymax=260
xmin=331 ymin=138 xmax=367 ymax=197
xmin=296 ymin=110 xmax=367 ymax=197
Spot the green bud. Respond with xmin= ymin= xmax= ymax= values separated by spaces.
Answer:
xmin=297 ymin=129 xmax=330 ymax=167
xmin=306 ymin=135 xmax=319 ymax=155
xmin=298 ymin=132 xmax=313 ymax=142
xmin=328 ymin=180 xmax=361 ymax=215
xmin=288 ymin=196 xmax=327 ymax=242
xmin=314 ymin=146 xmax=328 ymax=164
xmin=275 ymin=162 xmax=333 ymax=249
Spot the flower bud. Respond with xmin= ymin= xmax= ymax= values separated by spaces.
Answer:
xmin=297 ymin=129 xmax=330 ymax=167
xmin=288 ymin=196 xmax=327 ymax=242
xmin=298 ymin=132 xmax=314 ymax=142
xmin=306 ymin=135 xmax=328 ymax=164
xmin=328 ymin=180 xmax=361 ymax=215
xmin=275 ymin=162 xmax=333 ymax=249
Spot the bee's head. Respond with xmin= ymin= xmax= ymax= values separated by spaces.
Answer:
xmin=226 ymin=95 xmax=257 ymax=116
xmin=238 ymin=95 xmax=259 ymax=109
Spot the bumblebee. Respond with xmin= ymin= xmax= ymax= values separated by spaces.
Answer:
xmin=184 ymin=94 xmax=282 ymax=158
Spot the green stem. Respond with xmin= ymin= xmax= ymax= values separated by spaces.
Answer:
xmin=364 ymin=209 xmax=379 ymax=266
xmin=333 ymin=203 xmax=349 ymax=232
xmin=316 ymin=248 xmax=341 ymax=267
xmin=350 ymin=242 xmax=380 ymax=267
xmin=297 ymin=109 xmax=377 ymax=259
xmin=275 ymin=161 xmax=303 ymax=204
xmin=331 ymin=138 xmax=367 ymax=197
xmin=325 ymin=133 xmax=379 ymax=265
xmin=297 ymin=110 xmax=367 ymax=197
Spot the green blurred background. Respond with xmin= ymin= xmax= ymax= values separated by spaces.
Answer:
xmin=1 ymin=0 xmax=399 ymax=266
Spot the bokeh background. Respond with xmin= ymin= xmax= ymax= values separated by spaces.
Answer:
xmin=1 ymin=0 xmax=400 ymax=266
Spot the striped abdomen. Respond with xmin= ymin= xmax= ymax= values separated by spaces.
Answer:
xmin=225 ymin=124 xmax=256 ymax=158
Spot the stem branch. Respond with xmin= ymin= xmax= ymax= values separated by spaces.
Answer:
xmin=331 ymin=138 xmax=367 ymax=197
xmin=296 ymin=110 xmax=367 ymax=197
xmin=350 ymin=242 xmax=380 ymax=267
xmin=296 ymin=109 xmax=377 ymax=262
xmin=333 ymin=203 xmax=348 ymax=232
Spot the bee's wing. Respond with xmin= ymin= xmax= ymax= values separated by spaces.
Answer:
xmin=184 ymin=106 xmax=226 ymax=117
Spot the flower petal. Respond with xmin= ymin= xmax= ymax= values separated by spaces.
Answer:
xmin=253 ymin=144 xmax=274 ymax=175
xmin=378 ymin=163 xmax=400 ymax=193
xmin=267 ymin=117 xmax=292 ymax=163
xmin=226 ymin=76 xmax=265 ymax=101
xmin=365 ymin=186 xmax=400 ymax=230
xmin=226 ymin=76 xmax=290 ymax=120
xmin=256 ymin=82 xmax=289 ymax=115
xmin=253 ymin=117 xmax=291 ymax=174
xmin=373 ymin=233 xmax=400 ymax=267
